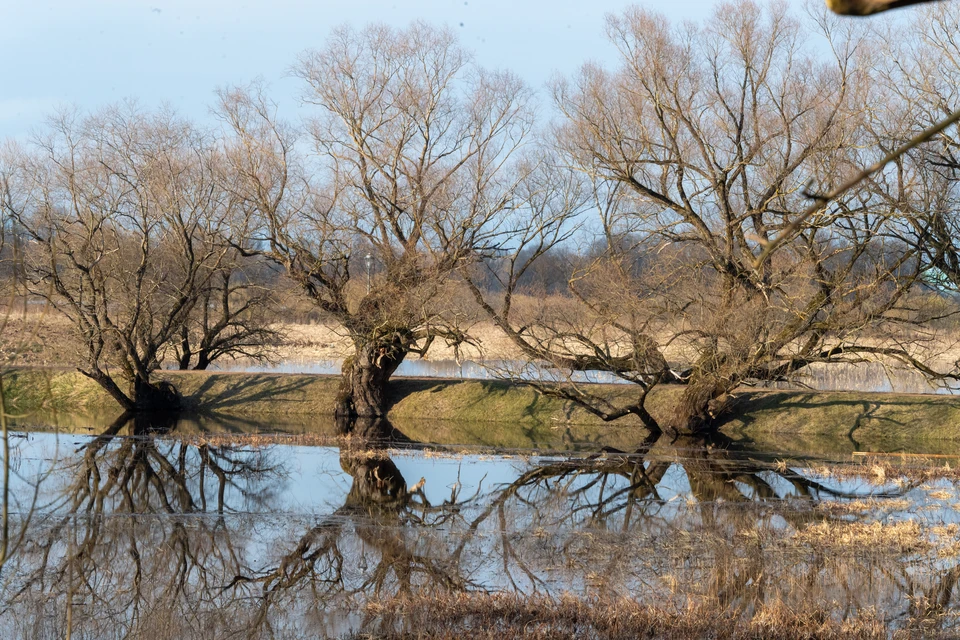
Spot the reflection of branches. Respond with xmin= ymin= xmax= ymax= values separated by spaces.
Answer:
xmin=487 ymin=434 xmax=893 ymax=537
xmin=238 ymin=432 xmax=486 ymax=631
xmin=66 ymin=413 xmax=279 ymax=516
xmin=462 ymin=435 xmax=941 ymax=623
xmin=0 ymin=243 xmax=54 ymax=575
xmin=0 ymin=416 xmax=53 ymax=579
xmin=236 ymin=427 xmax=927 ymax=637
xmin=4 ymin=423 xmax=956 ymax=637
xmin=4 ymin=414 xmax=285 ymax=637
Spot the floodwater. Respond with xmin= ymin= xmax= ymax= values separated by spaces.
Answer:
xmin=216 ymin=357 xmax=960 ymax=395
xmin=4 ymin=414 xmax=960 ymax=638
xmin=214 ymin=357 xmax=633 ymax=385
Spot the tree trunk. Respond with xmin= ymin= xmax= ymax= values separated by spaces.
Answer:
xmin=335 ymin=415 xmax=413 ymax=443
xmin=80 ymin=369 xmax=182 ymax=414
xmin=667 ymin=376 xmax=736 ymax=435
xmin=177 ymin=326 xmax=192 ymax=370
xmin=81 ymin=369 xmax=136 ymax=413
xmin=335 ymin=336 xmax=409 ymax=419
xmin=130 ymin=377 xmax=181 ymax=413
xmin=194 ymin=350 xmax=211 ymax=371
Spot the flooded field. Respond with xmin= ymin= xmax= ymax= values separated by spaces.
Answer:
xmin=3 ymin=415 xmax=960 ymax=638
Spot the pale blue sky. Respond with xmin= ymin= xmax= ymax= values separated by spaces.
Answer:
xmin=1 ymin=0 xmax=731 ymax=139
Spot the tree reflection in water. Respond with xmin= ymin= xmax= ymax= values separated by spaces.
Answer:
xmin=3 ymin=411 xmax=281 ymax=638
xmin=1 ymin=415 xmax=959 ymax=638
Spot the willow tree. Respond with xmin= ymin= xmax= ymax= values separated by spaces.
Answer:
xmin=469 ymin=1 xmax=953 ymax=435
xmin=220 ymin=23 xmax=535 ymax=420
xmin=0 ymin=106 xmax=232 ymax=412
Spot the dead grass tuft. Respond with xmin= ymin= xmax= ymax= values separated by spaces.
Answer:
xmin=356 ymin=592 xmax=887 ymax=639
xmin=792 ymin=520 xmax=926 ymax=552
xmin=177 ymin=432 xmax=340 ymax=448
xmin=816 ymin=457 xmax=960 ymax=484
xmin=815 ymin=498 xmax=912 ymax=515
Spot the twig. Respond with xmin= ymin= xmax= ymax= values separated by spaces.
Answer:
xmin=754 ymin=105 xmax=960 ymax=268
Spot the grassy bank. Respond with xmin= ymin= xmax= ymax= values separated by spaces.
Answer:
xmin=716 ymin=390 xmax=960 ymax=454
xmin=5 ymin=369 xmax=960 ymax=449
xmin=0 ymin=369 xmax=661 ymax=426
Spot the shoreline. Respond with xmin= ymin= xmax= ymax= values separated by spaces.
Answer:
xmin=4 ymin=369 xmax=960 ymax=450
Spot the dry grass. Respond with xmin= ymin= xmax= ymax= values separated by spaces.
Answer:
xmin=792 ymin=520 xmax=927 ymax=553
xmin=815 ymin=498 xmax=913 ymax=515
xmin=0 ymin=307 xmax=530 ymax=366
xmin=356 ymin=592 xmax=888 ymax=640
xmin=0 ymin=310 xmax=78 ymax=367
xmin=812 ymin=457 xmax=960 ymax=484
xmin=7 ymin=299 xmax=960 ymax=392
xmin=275 ymin=320 xmax=526 ymax=363
xmin=175 ymin=432 xmax=341 ymax=449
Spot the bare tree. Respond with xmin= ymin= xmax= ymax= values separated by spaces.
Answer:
xmin=0 ymin=105 xmax=233 ymax=413
xmin=172 ymin=251 xmax=282 ymax=371
xmin=469 ymin=1 xmax=953 ymax=435
xmin=866 ymin=4 xmax=960 ymax=293
xmin=219 ymin=23 xmax=536 ymax=422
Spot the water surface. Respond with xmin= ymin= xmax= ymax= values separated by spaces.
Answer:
xmin=3 ymin=418 xmax=960 ymax=638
